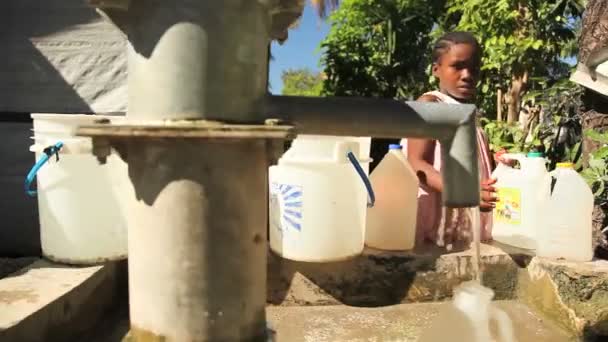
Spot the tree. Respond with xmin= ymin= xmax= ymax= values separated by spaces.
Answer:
xmin=579 ymin=0 xmax=608 ymax=167
xmin=310 ymin=0 xmax=340 ymax=17
xmin=576 ymin=0 xmax=608 ymax=258
xmin=439 ymin=0 xmax=584 ymax=122
xmin=281 ymin=68 xmax=324 ymax=96
xmin=320 ymin=0 xmax=445 ymax=99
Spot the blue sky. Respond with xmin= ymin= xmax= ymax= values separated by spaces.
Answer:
xmin=268 ymin=4 xmax=330 ymax=94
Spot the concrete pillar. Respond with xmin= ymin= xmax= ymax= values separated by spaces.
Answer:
xmin=127 ymin=139 xmax=270 ymax=341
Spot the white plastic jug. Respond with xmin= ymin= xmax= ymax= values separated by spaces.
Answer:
xmin=418 ymin=281 xmax=516 ymax=342
xmin=492 ymin=152 xmax=551 ymax=250
xmin=537 ymin=162 xmax=594 ymax=262
xmin=27 ymin=114 xmax=132 ymax=265
xmin=268 ymin=135 xmax=374 ymax=262
xmin=365 ymin=144 xmax=418 ymax=250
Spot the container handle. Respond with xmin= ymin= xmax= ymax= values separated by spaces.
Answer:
xmin=346 ymin=151 xmax=375 ymax=208
xmin=25 ymin=141 xmax=64 ymax=197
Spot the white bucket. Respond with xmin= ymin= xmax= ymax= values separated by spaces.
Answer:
xmin=269 ymin=135 xmax=374 ymax=262
xmin=28 ymin=114 xmax=132 ymax=264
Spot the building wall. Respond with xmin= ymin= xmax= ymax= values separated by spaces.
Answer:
xmin=0 ymin=119 xmax=40 ymax=256
xmin=0 ymin=0 xmax=127 ymax=114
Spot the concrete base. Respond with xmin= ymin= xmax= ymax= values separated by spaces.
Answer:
xmin=519 ymin=257 xmax=608 ymax=340
xmin=0 ymin=259 xmax=127 ymax=342
xmin=267 ymin=301 xmax=573 ymax=342
xmin=83 ymin=300 xmax=572 ymax=342
xmin=268 ymin=243 xmax=527 ymax=306
xmin=1 ymin=244 xmax=607 ymax=341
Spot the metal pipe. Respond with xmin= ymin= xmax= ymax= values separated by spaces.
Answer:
xmin=127 ymin=139 xmax=269 ymax=341
xmin=264 ymin=95 xmax=480 ymax=208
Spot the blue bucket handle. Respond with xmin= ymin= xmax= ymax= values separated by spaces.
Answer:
xmin=346 ymin=151 xmax=375 ymax=208
xmin=25 ymin=141 xmax=64 ymax=197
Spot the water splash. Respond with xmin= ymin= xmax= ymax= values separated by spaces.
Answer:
xmin=470 ymin=207 xmax=481 ymax=283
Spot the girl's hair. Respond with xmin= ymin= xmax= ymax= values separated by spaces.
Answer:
xmin=431 ymin=31 xmax=481 ymax=64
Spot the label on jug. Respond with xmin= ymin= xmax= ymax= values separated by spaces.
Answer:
xmin=495 ymin=188 xmax=521 ymax=225
xmin=270 ymin=182 xmax=303 ymax=233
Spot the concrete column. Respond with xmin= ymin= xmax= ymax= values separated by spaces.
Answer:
xmin=127 ymin=138 xmax=269 ymax=341
xmin=125 ymin=0 xmax=271 ymax=122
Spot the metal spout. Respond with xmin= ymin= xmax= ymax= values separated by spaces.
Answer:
xmin=264 ymin=95 xmax=480 ymax=208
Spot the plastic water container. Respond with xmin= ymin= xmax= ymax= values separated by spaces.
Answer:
xmin=492 ymin=152 xmax=551 ymax=250
xmin=365 ymin=144 xmax=419 ymax=250
xmin=27 ymin=114 xmax=132 ymax=264
xmin=418 ymin=281 xmax=515 ymax=342
xmin=268 ymin=135 xmax=374 ymax=262
xmin=537 ymin=163 xmax=594 ymax=261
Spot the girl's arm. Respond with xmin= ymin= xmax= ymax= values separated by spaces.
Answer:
xmin=407 ymin=94 xmax=444 ymax=193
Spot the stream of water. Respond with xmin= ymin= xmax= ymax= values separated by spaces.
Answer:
xmin=470 ymin=207 xmax=482 ymax=283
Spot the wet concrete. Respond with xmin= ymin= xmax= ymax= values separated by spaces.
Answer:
xmin=85 ymin=301 xmax=574 ymax=342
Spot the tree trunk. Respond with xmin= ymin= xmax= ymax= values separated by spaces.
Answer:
xmin=578 ymin=0 xmax=608 ymax=258
xmin=497 ymin=88 xmax=504 ymax=121
xmin=507 ymin=71 xmax=528 ymax=123
xmin=578 ymin=0 xmax=608 ymax=65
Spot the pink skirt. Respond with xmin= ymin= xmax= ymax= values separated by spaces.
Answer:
xmin=403 ymin=127 xmax=494 ymax=247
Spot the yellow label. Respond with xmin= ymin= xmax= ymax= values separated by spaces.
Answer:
xmin=495 ymin=188 xmax=521 ymax=225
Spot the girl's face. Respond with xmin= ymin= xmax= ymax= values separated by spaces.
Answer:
xmin=432 ymin=43 xmax=481 ymax=102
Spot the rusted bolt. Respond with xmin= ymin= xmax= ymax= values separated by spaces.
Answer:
xmin=265 ymin=118 xmax=282 ymax=126
xmin=92 ymin=138 xmax=111 ymax=165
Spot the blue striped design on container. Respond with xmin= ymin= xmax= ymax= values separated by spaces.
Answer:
xmin=273 ymin=183 xmax=303 ymax=232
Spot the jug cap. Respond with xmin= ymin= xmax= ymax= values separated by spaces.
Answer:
xmin=527 ymin=151 xmax=544 ymax=158
xmin=556 ymin=162 xmax=574 ymax=168
xmin=389 ymin=144 xmax=403 ymax=150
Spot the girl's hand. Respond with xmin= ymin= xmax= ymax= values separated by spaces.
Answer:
xmin=480 ymin=178 xmax=498 ymax=212
xmin=494 ymin=149 xmax=517 ymax=167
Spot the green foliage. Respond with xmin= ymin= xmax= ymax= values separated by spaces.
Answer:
xmin=481 ymin=118 xmax=526 ymax=152
xmin=581 ymin=130 xmax=608 ymax=205
xmin=481 ymin=81 xmax=584 ymax=162
xmin=438 ymin=0 xmax=584 ymax=116
xmin=320 ymin=0 xmax=445 ymax=99
xmin=319 ymin=0 xmax=583 ymax=114
xmin=533 ymin=81 xmax=584 ymax=168
xmin=281 ymin=68 xmax=324 ymax=96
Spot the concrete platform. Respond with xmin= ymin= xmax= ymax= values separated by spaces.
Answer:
xmin=0 ymin=259 xmax=126 ymax=342
xmin=82 ymin=300 xmax=573 ymax=342
xmin=267 ymin=301 xmax=574 ymax=342
xmin=1 ymin=243 xmax=607 ymax=341
xmin=519 ymin=257 xmax=608 ymax=339
xmin=268 ymin=243 xmax=530 ymax=306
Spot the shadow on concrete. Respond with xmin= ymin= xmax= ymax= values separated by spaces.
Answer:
xmin=583 ymin=325 xmax=608 ymax=342
xmin=489 ymin=241 xmax=535 ymax=268
xmin=268 ymin=245 xmax=443 ymax=307
xmin=0 ymin=1 xmax=101 ymax=113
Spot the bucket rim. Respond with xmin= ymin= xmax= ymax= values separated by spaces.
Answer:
xmin=279 ymin=157 xmax=372 ymax=166
xmin=31 ymin=113 xmax=126 ymax=122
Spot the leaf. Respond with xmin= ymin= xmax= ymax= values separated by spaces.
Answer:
xmin=595 ymin=181 xmax=606 ymax=198
xmin=594 ymin=147 xmax=608 ymax=159
xmin=585 ymin=129 xmax=608 ymax=144
xmin=482 ymin=83 xmax=489 ymax=93
xmin=589 ymin=158 xmax=606 ymax=172
xmin=532 ymin=40 xmax=543 ymax=50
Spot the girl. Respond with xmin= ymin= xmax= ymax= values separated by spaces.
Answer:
xmin=406 ymin=32 xmax=498 ymax=248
